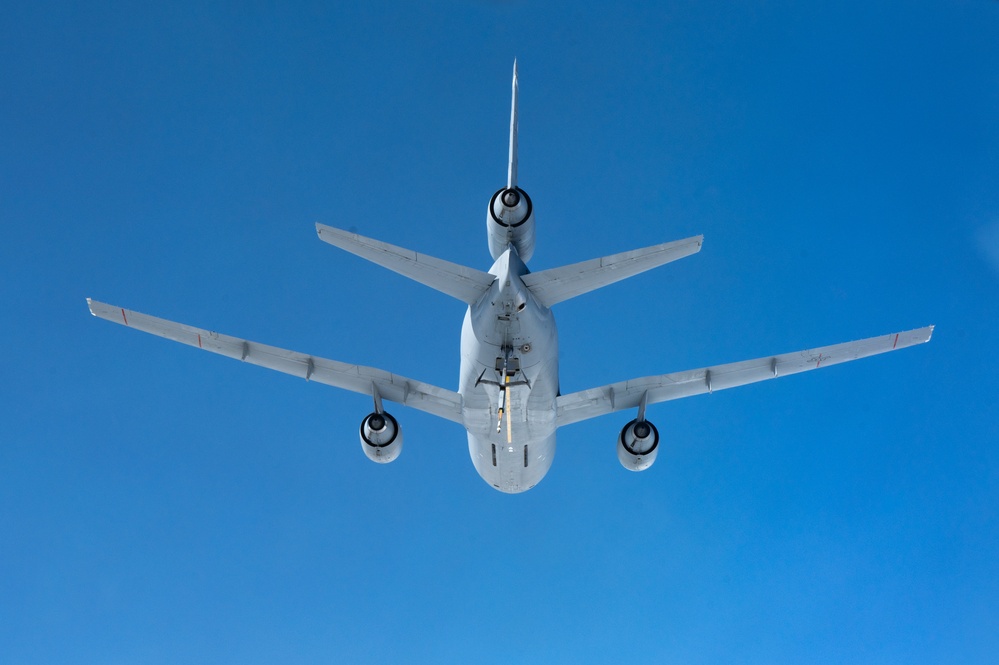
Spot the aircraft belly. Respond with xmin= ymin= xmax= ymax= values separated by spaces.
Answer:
xmin=468 ymin=432 xmax=555 ymax=494
xmin=457 ymin=257 xmax=560 ymax=492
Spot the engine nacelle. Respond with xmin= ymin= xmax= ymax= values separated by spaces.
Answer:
xmin=487 ymin=186 xmax=535 ymax=262
xmin=617 ymin=418 xmax=660 ymax=472
xmin=360 ymin=411 xmax=403 ymax=464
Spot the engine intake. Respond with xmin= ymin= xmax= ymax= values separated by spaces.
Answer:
xmin=487 ymin=186 xmax=535 ymax=261
xmin=360 ymin=411 xmax=403 ymax=463
xmin=617 ymin=418 xmax=659 ymax=472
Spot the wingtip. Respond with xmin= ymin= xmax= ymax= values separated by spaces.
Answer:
xmin=316 ymin=222 xmax=341 ymax=239
xmin=680 ymin=234 xmax=704 ymax=252
xmin=86 ymin=297 xmax=96 ymax=316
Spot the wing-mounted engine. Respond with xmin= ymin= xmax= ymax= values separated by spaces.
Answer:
xmin=487 ymin=186 xmax=535 ymax=261
xmin=617 ymin=418 xmax=659 ymax=471
xmin=360 ymin=411 xmax=403 ymax=463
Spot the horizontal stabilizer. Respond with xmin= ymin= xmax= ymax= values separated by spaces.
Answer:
xmin=87 ymin=299 xmax=465 ymax=424
xmin=316 ymin=224 xmax=495 ymax=305
xmin=522 ymin=235 xmax=703 ymax=307
xmin=556 ymin=326 xmax=934 ymax=427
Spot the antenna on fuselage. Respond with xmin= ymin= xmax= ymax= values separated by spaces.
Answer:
xmin=507 ymin=59 xmax=518 ymax=190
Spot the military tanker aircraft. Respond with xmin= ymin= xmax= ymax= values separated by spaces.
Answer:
xmin=88 ymin=62 xmax=933 ymax=493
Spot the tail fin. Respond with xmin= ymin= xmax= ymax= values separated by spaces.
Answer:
xmin=521 ymin=235 xmax=703 ymax=308
xmin=316 ymin=224 xmax=495 ymax=305
xmin=487 ymin=60 xmax=535 ymax=262
xmin=508 ymin=59 xmax=519 ymax=190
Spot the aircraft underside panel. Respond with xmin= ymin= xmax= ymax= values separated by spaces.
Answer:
xmin=468 ymin=432 xmax=556 ymax=494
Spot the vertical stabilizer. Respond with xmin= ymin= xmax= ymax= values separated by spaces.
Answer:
xmin=487 ymin=60 xmax=535 ymax=262
xmin=508 ymin=59 xmax=518 ymax=190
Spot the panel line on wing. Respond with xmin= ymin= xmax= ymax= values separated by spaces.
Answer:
xmin=87 ymin=299 xmax=465 ymax=424
xmin=555 ymin=326 xmax=934 ymax=427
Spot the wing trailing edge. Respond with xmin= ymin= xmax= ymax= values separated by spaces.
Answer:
xmin=556 ymin=326 xmax=934 ymax=427
xmin=87 ymin=299 xmax=465 ymax=424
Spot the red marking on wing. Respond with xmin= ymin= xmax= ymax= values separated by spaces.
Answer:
xmin=893 ymin=333 xmax=899 ymax=349
xmin=121 ymin=309 xmax=128 ymax=326
xmin=197 ymin=334 xmax=202 ymax=348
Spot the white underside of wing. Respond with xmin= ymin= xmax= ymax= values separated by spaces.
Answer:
xmin=556 ymin=326 xmax=934 ymax=427
xmin=87 ymin=299 xmax=464 ymax=424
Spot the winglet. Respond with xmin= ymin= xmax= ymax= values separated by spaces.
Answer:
xmin=507 ymin=59 xmax=519 ymax=190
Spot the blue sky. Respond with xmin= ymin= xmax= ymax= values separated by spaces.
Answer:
xmin=2 ymin=1 xmax=998 ymax=662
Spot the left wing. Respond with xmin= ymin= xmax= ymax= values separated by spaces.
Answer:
xmin=87 ymin=299 xmax=464 ymax=424
xmin=556 ymin=326 xmax=933 ymax=427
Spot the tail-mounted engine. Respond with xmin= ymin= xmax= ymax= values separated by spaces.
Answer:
xmin=360 ymin=411 xmax=403 ymax=464
xmin=617 ymin=418 xmax=659 ymax=471
xmin=487 ymin=186 xmax=535 ymax=262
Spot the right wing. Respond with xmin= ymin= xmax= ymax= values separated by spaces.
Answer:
xmin=556 ymin=326 xmax=934 ymax=427
xmin=87 ymin=299 xmax=464 ymax=424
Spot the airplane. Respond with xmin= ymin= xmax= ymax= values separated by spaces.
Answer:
xmin=88 ymin=62 xmax=933 ymax=493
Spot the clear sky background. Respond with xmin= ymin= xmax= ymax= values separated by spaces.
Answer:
xmin=3 ymin=1 xmax=998 ymax=663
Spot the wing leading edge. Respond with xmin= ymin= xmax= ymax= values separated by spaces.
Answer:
xmin=87 ymin=299 xmax=464 ymax=424
xmin=556 ymin=326 xmax=934 ymax=427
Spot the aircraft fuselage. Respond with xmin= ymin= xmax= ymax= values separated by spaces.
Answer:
xmin=459 ymin=248 xmax=559 ymax=493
